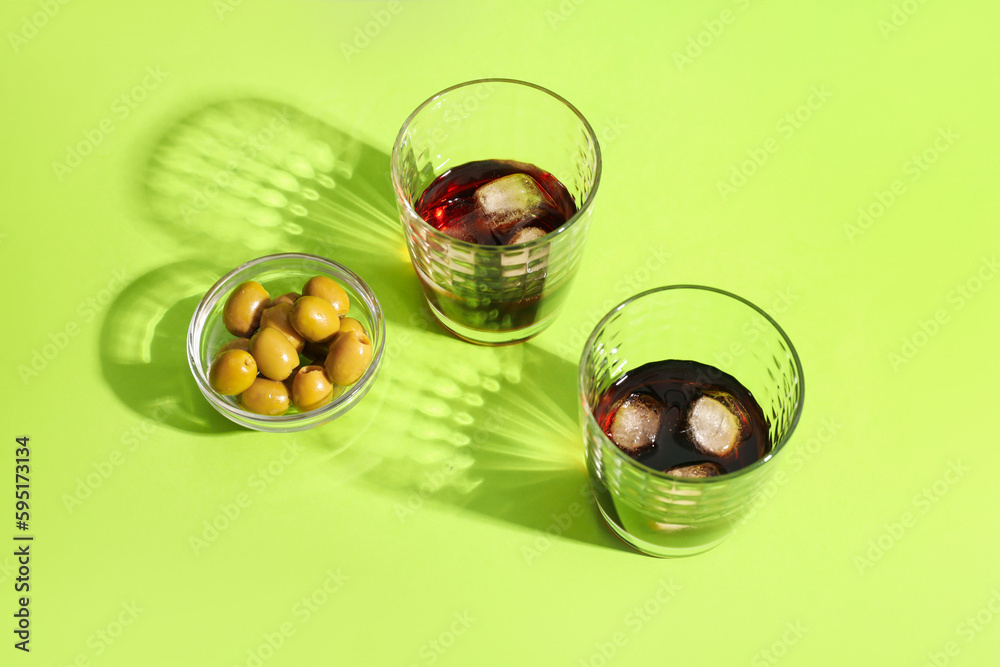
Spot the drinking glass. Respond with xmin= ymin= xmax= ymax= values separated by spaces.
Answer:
xmin=579 ymin=286 xmax=804 ymax=557
xmin=391 ymin=79 xmax=601 ymax=345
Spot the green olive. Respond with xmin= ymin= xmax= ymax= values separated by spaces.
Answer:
xmin=217 ymin=337 xmax=251 ymax=355
xmin=291 ymin=365 xmax=334 ymax=412
xmin=239 ymin=377 xmax=290 ymax=415
xmin=222 ymin=281 xmax=270 ymax=337
xmin=289 ymin=295 xmax=341 ymax=343
xmin=209 ymin=349 xmax=258 ymax=395
xmin=325 ymin=329 xmax=373 ymax=385
xmin=259 ymin=302 xmax=305 ymax=352
xmin=303 ymin=276 xmax=350 ymax=316
xmin=272 ymin=291 xmax=301 ymax=307
xmin=249 ymin=327 xmax=298 ymax=381
xmin=338 ymin=317 xmax=366 ymax=336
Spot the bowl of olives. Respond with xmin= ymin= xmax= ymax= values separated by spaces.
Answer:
xmin=187 ymin=253 xmax=385 ymax=431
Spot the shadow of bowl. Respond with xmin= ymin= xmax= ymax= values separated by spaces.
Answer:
xmin=100 ymin=260 xmax=240 ymax=434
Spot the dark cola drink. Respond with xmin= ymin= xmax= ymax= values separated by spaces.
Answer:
xmin=415 ymin=159 xmax=576 ymax=245
xmin=594 ymin=359 xmax=771 ymax=476
xmin=412 ymin=159 xmax=578 ymax=338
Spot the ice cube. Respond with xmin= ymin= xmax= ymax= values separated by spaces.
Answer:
xmin=439 ymin=219 xmax=479 ymax=243
xmin=608 ymin=393 xmax=663 ymax=454
xmin=474 ymin=173 xmax=553 ymax=235
xmin=666 ymin=462 xmax=724 ymax=478
xmin=508 ymin=226 xmax=547 ymax=245
xmin=685 ymin=393 xmax=747 ymax=457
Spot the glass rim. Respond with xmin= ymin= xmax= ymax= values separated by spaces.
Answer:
xmin=389 ymin=78 xmax=603 ymax=251
xmin=186 ymin=252 xmax=386 ymax=429
xmin=577 ymin=284 xmax=806 ymax=483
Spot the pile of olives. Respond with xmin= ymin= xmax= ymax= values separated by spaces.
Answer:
xmin=208 ymin=275 xmax=374 ymax=416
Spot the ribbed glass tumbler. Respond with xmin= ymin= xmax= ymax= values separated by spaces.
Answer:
xmin=391 ymin=79 xmax=601 ymax=345
xmin=579 ymin=286 xmax=805 ymax=557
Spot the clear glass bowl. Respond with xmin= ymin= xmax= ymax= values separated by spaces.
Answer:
xmin=187 ymin=253 xmax=385 ymax=432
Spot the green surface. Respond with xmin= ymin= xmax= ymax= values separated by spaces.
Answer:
xmin=3 ymin=1 xmax=999 ymax=665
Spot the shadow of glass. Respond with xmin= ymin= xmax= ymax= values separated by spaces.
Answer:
xmin=140 ymin=97 xmax=421 ymax=318
xmin=116 ymin=97 xmax=622 ymax=550
xmin=339 ymin=337 xmax=628 ymax=552
xmin=100 ymin=260 xmax=240 ymax=434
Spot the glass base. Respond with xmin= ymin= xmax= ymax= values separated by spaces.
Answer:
xmin=428 ymin=302 xmax=551 ymax=346
xmin=596 ymin=501 xmax=728 ymax=559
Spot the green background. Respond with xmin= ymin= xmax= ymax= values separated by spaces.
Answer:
xmin=4 ymin=0 xmax=999 ymax=665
